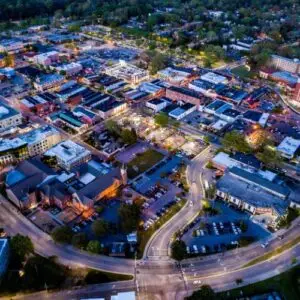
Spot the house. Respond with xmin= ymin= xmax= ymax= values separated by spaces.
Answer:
xmin=200 ymin=72 xmax=228 ymax=85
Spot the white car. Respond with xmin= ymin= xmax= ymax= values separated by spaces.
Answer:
xmin=193 ymin=280 xmax=202 ymax=285
xmin=261 ymin=242 xmax=269 ymax=248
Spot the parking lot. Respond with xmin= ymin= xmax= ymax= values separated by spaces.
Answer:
xmin=181 ymin=201 xmax=270 ymax=255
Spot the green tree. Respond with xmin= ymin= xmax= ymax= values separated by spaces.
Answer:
xmin=121 ymin=128 xmax=137 ymax=145
xmin=171 ymin=240 xmax=187 ymax=261
xmin=86 ymin=240 xmax=102 ymax=254
xmin=222 ymin=131 xmax=252 ymax=154
xmin=51 ymin=226 xmax=73 ymax=244
xmin=149 ymin=53 xmax=168 ymax=75
xmin=188 ymin=285 xmax=216 ymax=300
xmin=105 ymin=120 xmax=120 ymax=135
xmin=256 ymin=146 xmax=283 ymax=168
xmin=10 ymin=234 xmax=34 ymax=262
xmin=154 ymin=113 xmax=169 ymax=127
xmin=92 ymin=219 xmax=108 ymax=237
xmin=71 ymin=232 xmax=87 ymax=249
xmin=118 ymin=203 xmax=141 ymax=233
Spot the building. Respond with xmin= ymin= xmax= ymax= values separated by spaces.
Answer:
xmin=81 ymin=91 xmax=127 ymax=119
xmin=0 ymin=102 xmax=22 ymax=134
xmin=111 ymin=291 xmax=136 ymax=300
xmin=55 ymin=62 xmax=83 ymax=76
xmin=34 ymin=74 xmax=65 ymax=92
xmin=157 ymin=67 xmax=191 ymax=84
xmin=168 ymin=103 xmax=197 ymax=120
xmin=216 ymin=167 xmax=289 ymax=222
xmin=20 ymin=92 xmax=57 ymax=116
xmin=32 ymin=51 xmax=59 ymax=66
xmin=219 ymin=108 xmax=240 ymax=123
xmin=105 ymin=60 xmax=149 ymax=85
xmin=166 ymin=86 xmax=203 ymax=107
xmin=146 ymin=98 xmax=169 ymax=113
xmin=0 ymin=125 xmax=61 ymax=166
xmin=293 ymin=78 xmax=300 ymax=103
xmin=55 ymin=81 xmax=87 ymax=103
xmin=0 ymin=239 xmax=9 ymax=277
xmin=38 ymin=161 xmax=127 ymax=211
xmin=200 ymin=72 xmax=228 ymax=85
xmin=270 ymin=55 xmax=300 ymax=74
xmin=5 ymin=158 xmax=55 ymax=209
xmin=243 ymin=110 xmax=269 ymax=127
xmin=0 ymin=39 xmax=24 ymax=53
xmin=45 ymin=140 xmax=91 ymax=171
xmin=277 ymin=137 xmax=300 ymax=159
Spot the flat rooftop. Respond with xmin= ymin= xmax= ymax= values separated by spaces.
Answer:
xmin=0 ymin=102 xmax=20 ymax=121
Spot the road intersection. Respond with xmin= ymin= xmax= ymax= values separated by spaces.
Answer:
xmin=1 ymin=144 xmax=300 ymax=299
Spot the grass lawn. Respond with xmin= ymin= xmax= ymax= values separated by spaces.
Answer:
xmin=137 ymin=199 xmax=187 ymax=258
xmin=231 ymin=66 xmax=255 ymax=79
xmin=127 ymin=149 xmax=164 ymax=179
xmin=243 ymin=235 xmax=300 ymax=267
xmin=217 ymin=265 xmax=300 ymax=300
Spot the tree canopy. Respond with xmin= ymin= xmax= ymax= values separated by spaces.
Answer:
xmin=51 ymin=226 xmax=73 ymax=244
xmin=10 ymin=234 xmax=34 ymax=262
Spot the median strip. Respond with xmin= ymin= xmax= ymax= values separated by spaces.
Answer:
xmin=243 ymin=236 xmax=300 ymax=268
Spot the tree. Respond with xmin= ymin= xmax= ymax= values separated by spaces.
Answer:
xmin=256 ymin=146 xmax=283 ymax=168
xmin=3 ymin=53 xmax=15 ymax=67
xmin=10 ymin=234 xmax=34 ymax=262
xmin=71 ymin=232 xmax=87 ymax=249
xmin=188 ymin=285 xmax=216 ymax=300
xmin=105 ymin=120 xmax=120 ymax=135
xmin=118 ymin=203 xmax=141 ymax=233
xmin=149 ymin=53 xmax=168 ymax=75
xmin=171 ymin=240 xmax=186 ymax=261
xmin=51 ymin=226 xmax=73 ymax=244
xmin=222 ymin=131 xmax=252 ymax=154
xmin=92 ymin=219 xmax=108 ymax=237
xmin=86 ymin=240 xmax=101 ymax=254
xmin=154 ymin=113 xmax=169 ymax=127
xmin=121 ymin=128 xmax=137 ymax=145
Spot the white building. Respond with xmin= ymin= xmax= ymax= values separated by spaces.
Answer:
xmin=0 ymin=239 xmax=9 ymax=277
xmin=105 ymin=60 xmax=149 ymax=85
xmin=0 ymin=39 xmax=24 ymax=53
xmin=271 ymin=55 xmax=300 ymax=74
xmin=0 ymin=103 xmax=22 ymax=133
xmin=0 ymin=126 xmax=61 ymax=165
xmin=146 ymin=98 xmax=168 ymax=112
xmin=157 ymin=67 xmax=190 ymax=84
xmin=21 ymin=125 xmax=61 ymax=157
xmin=200 ymin=72 xmax=228 ymax=85
xmin=45 ymin=140 xmax=91 ymax=170
xmin=34 ymin=74 xmax=65 ymax=92
xmin=277 ymin=137 xmax=300 ymax=159
xmin=55 ymin=62 xmax=83 ymax=76
xmin=32 ymin=51 xmax=59 ymax=66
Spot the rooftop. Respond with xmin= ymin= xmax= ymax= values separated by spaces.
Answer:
xmin=0 ymin=102 xmax=21 ymax=121
xmin=45 ymin=140 xmax=91 ymax=165
xmin=277 ymin=137 xmax=300 ymax=157
xmin=217 ymin=170 xmax=288 ymax=216
xmin=200 ymin=72 xmax=228 ymax=84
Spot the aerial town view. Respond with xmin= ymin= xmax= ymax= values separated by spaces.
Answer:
xmin=0 ymin=0 xmax=299 ymax=299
